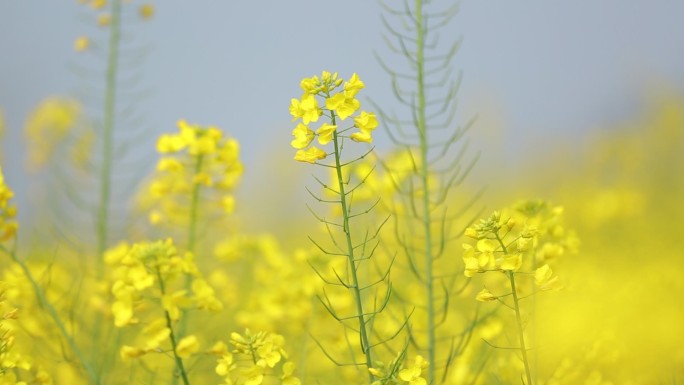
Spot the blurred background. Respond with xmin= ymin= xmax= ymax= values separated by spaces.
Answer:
xmin=2 ymin=1 xmax=684 ymax=233
xmin=2 ymin=2 xmax=684 ymax=382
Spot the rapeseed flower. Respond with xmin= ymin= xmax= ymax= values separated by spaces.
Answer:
xmin=475 ymin=288 xmax=498 ymax=302
xmin=139 ymin=4 xmax=154 ymax=20
xmin=0 ymin=167 xmax=18 ymax=242
xmin=217 ymin=330 xmax=300 ymax=385
xmin=175 ymin=335 xmax=200 ymax=358
xmin=291 ymin=123 xmax=314 ymax=149
xmin=293 ymin=147 xmax=326 ymax=164
xmin=74 ymin=36 xmax=90 ymax=52
xmin=105 ymin=238 xmax=222 ymax=363
xmin=139 ymin=120 xmax=243 ymax=226
xmin=23 ymin=97 xmax=82 ymax=169
xmin=289 ymin=71 xmax=379 ymax=162
xmin=0 ymin=282 xmax=51 ymax=383
xmin=350 ymin=111 xmax=378 ymax=143
xmin=398 ymin=355 xmax=429 ymax=385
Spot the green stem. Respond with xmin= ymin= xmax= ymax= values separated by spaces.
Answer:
xmin=173 ymin=154 xmax=203 ymax=385
xmin=508 ymin=271 xmax=533 ymax=385
xmin=495 ymin=233 xmax=533 ymax=385
xmin=96 ymin=0 xmax=122 ymax=267
xmin=1 ymin=246 xmax=100 ymax=385
xmin=156 ymin=267 xmax=191 ymax=385
xmin=93 ymin=1 xmax=122 ymax=378
xmin=330 ymin=113 xmax=374 ymax=383
xmin=413 ymin=1 xmax=437 ymax=383
xmin=179 ymin=154 xmax=204 ymax=329
xmin=187 ymin=154 xmax=204 ymax=256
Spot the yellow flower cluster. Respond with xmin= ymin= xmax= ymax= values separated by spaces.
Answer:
xmin=23 ymin=98 xmax=82 ymax=169
xmin=143 ymin=120 xmax=243 ymax=226
xmin=462 ymin=200 xmax=577 ymax=299
xmin=215 ymin=329 xmax=301 ymax=385
xmin=289 ymin=71 xmax=379 ymax=163
xmin=104 ymin=239 xmax=222 ymax=359
xmin=0 ymin=282 xmax=52 ymax=384
xmin=214 ymin=235 xmax=315 ymax=334
xmin=369 ymin=353 xmax=429 ymax=385
xmin=0 ymin=168 xmax=17 ymax=243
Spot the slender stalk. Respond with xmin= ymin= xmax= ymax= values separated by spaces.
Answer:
xmin=187 ymin=154 xmax=204 ymax=256
xmin=495 ymin=234 xmax=533 ymax=385
xmin=508 ymin=271 xmax=533 ymax=385
xmin=330 ymin=112 xmax=374 ymax=383
xmin=412 ymin=1 xmax=437 ymax=382
xmin=156 ymin=267 xmax=191 ymax=385
xmin=1 ymin=246 xmax=100 ymax=385
xmin=96 ymin=0 xmax=122 ymax=268
xmin=173 ymin=153 xmax=204 ymax=385
xmin=93 ymin=2 xmax=123 ymax=378
xmin=531 ymin=252 xmax=538 ymax=384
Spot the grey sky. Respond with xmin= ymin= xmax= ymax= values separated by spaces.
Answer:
xmin=2 ymin=1 xmax=684 ymax=231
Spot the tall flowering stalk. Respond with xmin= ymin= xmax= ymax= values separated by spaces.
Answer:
xmin=95 ymin=0 xmax=122 ymax=267
xmin=0 ymin=168 xmax=17 ymax=245
xmin=462 ymin=201 xmax=577 ymax=384
xmin=145 ymin=120 xmax=243 ymax=253
xmin=105 ymin=239 xmax=223 ymax=385
xmin=138 ymin=120 xmax=242 ymax=384
xmin=289 ymin=71 xmax=390 ymax=383
xmin=214 ymin=329 xmax=302 ymax=385
xmin=0 ymin=167 xmax=99 ymax=384
xmin=0 ymin=281 xmax=52 ymax=383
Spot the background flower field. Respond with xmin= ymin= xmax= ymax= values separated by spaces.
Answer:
xmin=1 ymin=1 xmax=683 ymax=384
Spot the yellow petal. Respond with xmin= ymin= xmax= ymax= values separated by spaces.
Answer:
xmin=176 ymin=335 xmax=200 ymax=358
xmin=500 ymin=253 xmax=522 ymax=271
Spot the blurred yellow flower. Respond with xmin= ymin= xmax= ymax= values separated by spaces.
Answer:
xmin=97 ymin=13 xmax=111 ymax=26
xmin=24 ymin=97 xmax=83 ymax=169
xmin=90 ymin=0 xmax=107 ymax=9
xmin=399 ymin=355 xmax=429 ymax=385
xmin=475 ymin=288 xmax=498 ymax=302
xmin=191 ymin=278 xmax=223 ymax=312
xmin=208 ymin=341 xmax=229 ymax=356
xmin=281 ymin=362 xmax=301 ymax=385
xmin=74 ymin=36 xmax=90 ymax=52
xmin=142 ymin=318 xmax=171 ymax=350
xmin=0 ymin=166 xmax=19 ymax=242
xmin=112 ymin=299 xmax=136 ymax=327
xmin=220 ymin=195 xmax=235 ymax=214
xmin=176 ymin=335 xmax=200 ymax=358
xmin=535 ymin=264 xmax=561 ymax=290
xmin=500 ymin=253 xmax=522 ymax=271
xmin=120 ymin=346 xmax=147 ymax=360
xmin=216 ymin=353 xmax=235 ymax=376
xmin=141 ymin=120 xmax=243 ymax=227
xmin=157 ymin=133 xmax=186 ymax=153
xmin=139 ymin=4 xmax=154 ymax=19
